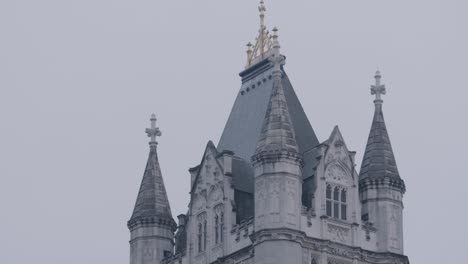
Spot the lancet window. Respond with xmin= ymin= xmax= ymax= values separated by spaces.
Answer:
xmin=197 ymin=213 xmax=207 ymax=253
xmin=214 ymin=204 xmax=224 ymax=245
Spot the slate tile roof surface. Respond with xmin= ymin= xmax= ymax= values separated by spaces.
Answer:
xmin=217 ymin=59 xmax=321 ymax=196
xmin=129 ymin=145 xmax=173 ymax=223
xmin=255 ymin=62 xmax=299 ymax=154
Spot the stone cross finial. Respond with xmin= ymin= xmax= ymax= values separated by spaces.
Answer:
xmin=371 ymin=70 xmax=386 ymax=103
xmin=146 ymin=114 xmax=162 ymax=145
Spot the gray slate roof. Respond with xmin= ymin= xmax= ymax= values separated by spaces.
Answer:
xmin=255 ymin=61 xmax=299 ymax=154
xmin=129 ymin=144 xmax=174 ymax=224
xmin=359 ymin=104 xmax=401 ymax=179
xmin=217 ymin=58 xmax=320 ymax=188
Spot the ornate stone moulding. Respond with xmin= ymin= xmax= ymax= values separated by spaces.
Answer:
xmin=251 ymin=149 xmax=304 ymax=167
xmin=359 ymin=176 xmax=406 ymax=193
xmin=127 ymin=215 xmax=177 ymax=231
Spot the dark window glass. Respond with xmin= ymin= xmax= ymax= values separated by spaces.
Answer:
xmin=326 ymin=185 xmax=332 ymax=199
xmin=333 ymin=187 xmax=339 ymax=201
xmin=220 ymin=212 xmax=224 ymax=242
xmin=203 ymin=220 xmax=207 ymax=250
xmin=326 ymin=201 xmax=332 ymax=217
xmin=334 ymin=202 xmax=339 ymax=218
xmin=215 ymin=215 xmax=219 ymax=244
xmin=341 ymin=190 xmax=347 ymax=203
xmin=198 ymin=223 xmax=202 ymax=252
xmin=341 ymin=204 xmax=347 ymax=220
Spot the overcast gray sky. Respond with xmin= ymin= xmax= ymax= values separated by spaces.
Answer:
xmin=0 ymin=0 xmax=466 ymax=263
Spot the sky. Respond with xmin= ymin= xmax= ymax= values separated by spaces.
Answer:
xmin=0 ymin=0 xmax=467 ymax=263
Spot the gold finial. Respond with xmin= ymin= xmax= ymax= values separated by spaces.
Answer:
xmin=246 ymin=0 xmax=275 ymax=68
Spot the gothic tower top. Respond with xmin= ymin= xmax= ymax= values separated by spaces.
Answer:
xmin=128 ymin=114 xmax=175 ymax=230
xmin=359 ymin=72 xmax=404 ymax=185
xmin=246 ymin=0 xmax=276 ymax=68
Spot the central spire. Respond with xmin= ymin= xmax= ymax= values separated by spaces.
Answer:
xmin=246 ymin=0 xmax=275 ymax=68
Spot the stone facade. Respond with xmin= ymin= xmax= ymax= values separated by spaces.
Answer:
xmin=128 ymin=3 xmax=410 ymax=264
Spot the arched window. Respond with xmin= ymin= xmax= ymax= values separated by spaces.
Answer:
xmin=214 ymin=215 xmax=219 ymax=244
xmin=326 ymin=185 xmax=332 ymax=217
xmin=333 ymin=187 xmax=340 ymax=218
xmin=341 ymin=189 xmax=347 ymax=220
xmin=197 ymin=223 xmax=203 ymax=252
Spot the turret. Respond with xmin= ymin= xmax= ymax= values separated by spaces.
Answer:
xmin=250 ymin=17 xmax=304 ymax=264
xmin=359 ymin=72 xmax=406 ymax=254
xmin=128 ymin=114 xmax=177 ymax=264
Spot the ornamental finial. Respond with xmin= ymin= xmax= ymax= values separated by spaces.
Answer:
xmin=145 ymin=114 xmax=162 ymax=145
xmin=371 ymin=70 xmax=386 ymax=104
xmin=246 ymin=0 xmax=275 ymax=68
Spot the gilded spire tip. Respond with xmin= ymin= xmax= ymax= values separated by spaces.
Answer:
xmin=246 ymin=0 xmax=276 ymax=68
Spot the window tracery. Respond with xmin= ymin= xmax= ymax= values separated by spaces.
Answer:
xmin=325 ymin=184 xmax=347 ymax=220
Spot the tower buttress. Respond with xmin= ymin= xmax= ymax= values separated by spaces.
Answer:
xmin=359 ymin=72 xmax=406 ymax=254
xmin=128 ymin=114 xmax=177 ymax=264
xmin=251 ymin=21 xmax=304 ymax=264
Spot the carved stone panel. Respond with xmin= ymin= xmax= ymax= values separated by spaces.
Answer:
xmin=325 ymin=164 xmax=350 ymax=186
xmin=327 ymin=224 xmax=350 ymax=244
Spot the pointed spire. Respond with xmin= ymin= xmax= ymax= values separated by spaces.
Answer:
xmin=359 ymin=72 xmax=401 ymax=180
xmin=128 ymin=115 xmax=174 ymax=228
xmin=254 ymin=32 xmax=298 ymax=155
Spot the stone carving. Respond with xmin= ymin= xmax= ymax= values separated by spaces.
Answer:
xmin=327 ymin=259 xmax=350 ymax=264
xmin=287 ymin=179 xmax=297 ymax=225
xmin=143 ymin=246 xmax=157 ymax=261
xmin=269 ymin=178 xmax=281 ymax=222
xmin=255 ymin=179 xmax=266 ymax=228
xmin=326 ymin=164 xmax=350 ymax=185
xmin=209 ymin=187 xmax=223 ymax=203
xmin=389 ymin=204 xmax=400 ymax=250
xmin=194 ymin=195 xmax=206 ymax=212
xmin=328 ymin=224 xmax=350 ymax=244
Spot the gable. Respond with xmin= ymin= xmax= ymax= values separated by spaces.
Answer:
xmin=323 ymin=127 xmax=355 ymax=185
xmin=191 ymin=141 xmax=224 ymax=199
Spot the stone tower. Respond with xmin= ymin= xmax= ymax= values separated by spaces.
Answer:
xmin=128 ymin=114 xmax=177 ymax=264
xmin=359 ymin=72 xmax=406 ymax=254
xmin=251 ymin=29 xmax=304 ymax=264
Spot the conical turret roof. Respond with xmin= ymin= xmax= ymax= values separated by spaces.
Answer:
xmin=359 ymin=72 xmax=401 ymax=180
xmin=254 ymin=53 xmax=298 ymax=154
xmin=128 ymin=115 xmax=173 ymax=227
